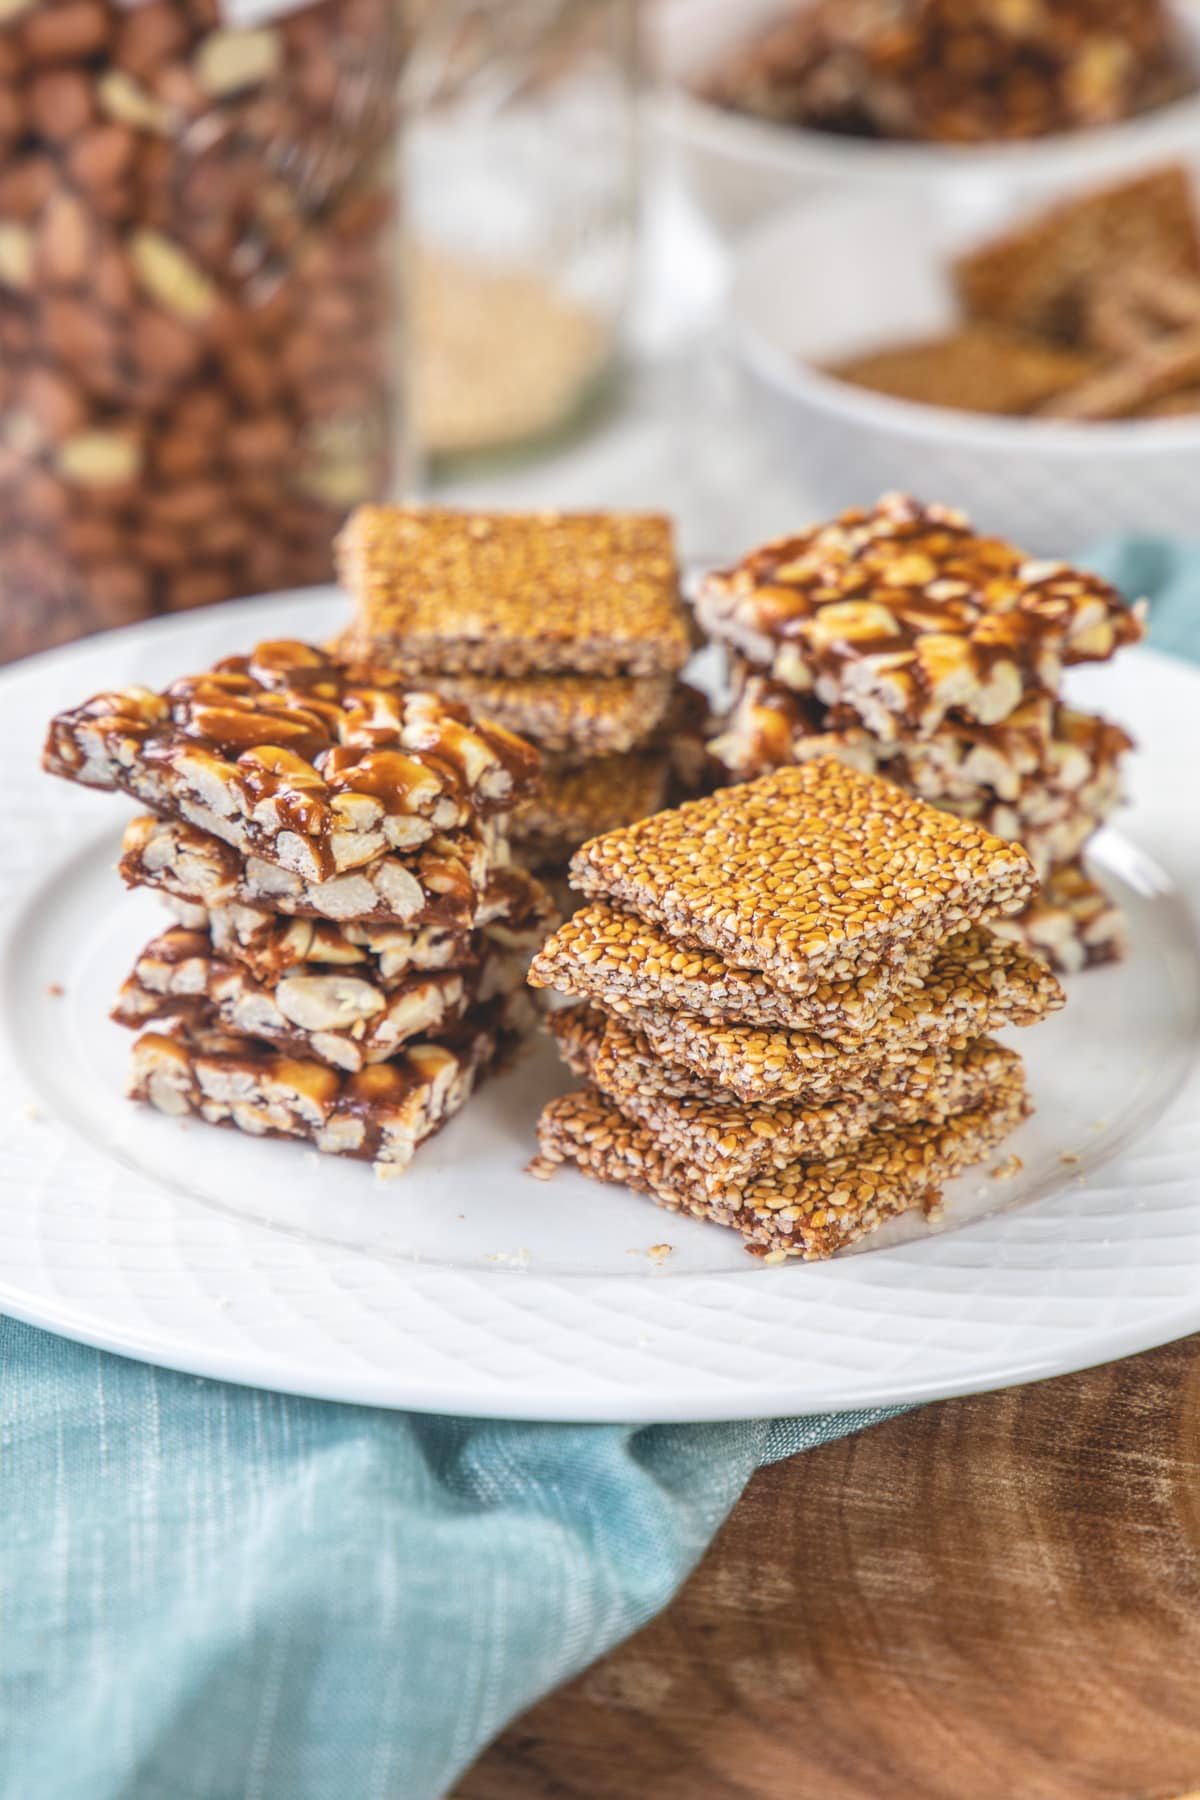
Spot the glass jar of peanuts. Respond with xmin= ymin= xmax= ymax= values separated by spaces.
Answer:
xmin=0 ymin=0 xmax=404 ymax=662
xmin=406 ymin=0 xmax=640 ymax=465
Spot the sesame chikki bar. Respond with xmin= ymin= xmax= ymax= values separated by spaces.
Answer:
xmin=113 ymin=924 xmax=526 ymax=1075
xmin=532 ymin=1070 xmax=1030 ymax=1261
xmin=569 ymin=760 xmax=1037 ymax=994
xmin=512 ymin=752 xmax=671 ymax=867
xmin=119 ymin=813 xmax=504 ymax=929
xmin=333 ymin=642 xmax=677 ymax=759
xmin=990 ymin=859 xmax=1127 ymax=974
xmin=693 ymin=494 xmax=1142 ymax=740
xmin=44 ymin=640 xmax=540 ymax=886
xmin=622 ymin=922 xmax=1059 ymax=1101
xmin=129 ymin=1013 xmax=501 ymax=1176
xmin=549 ymin=1004 xmax=1022 ymax=1198
xmin=532 ymin=908 xmax=1058 ymax=1041
xmin=336 ymin=507 xmax=691 ymax=678
xmin=709 ymin=672 xmax=1131 ymax=879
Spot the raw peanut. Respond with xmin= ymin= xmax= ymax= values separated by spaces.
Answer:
xmin=23 ymin=1 xmax=109 ymax=62
xmin=131 ymin=525 xmax=190 ymax=570
xmin=0 ymin=81 xmax=24 ymax=145
xmin=69 ymin=125 xmax=137 ymax=196
xmin=152 ymin=430 xmax=217 ymax=483
xmin=150 ymin=62 xmax=206 ymax=118
xmin=92 ymin=242 xmax=135 ymax=312
xmin=84 ymin=562 xmax=152 ymax=628
xmin=36 ymin=192 xmax=92 ymax=289
xmin=165 ymin=566 xmax=232 ymax=611
xmin=63 ymin=517 xmax=124 ymax=563
xmin=98 ymin=69 xmax=173 ymax=135
xmin=18 ymin=467 xmax=70 ymax=528
xmin=133 ymin=307 xmax=204 ymax=389
xmin=0 ymin=221 xmax=32 ymax=291
xmin=0 ymin=313 xmax=32 ymax=356
xmin=0 ymin=157 xmax=56 ymax=219
xmin=228 ymin=415 xmax=292 ymax=470
xmin=130 ymin=230 xmax=216 ymax=323
xmin=57 ymin=430 xmax=142 ymax=487
xmin=195 ymin=512 xmax=253 ymax=559
xmin=294 ymin=452 xmax=373 ymax=509
xmin=221 ymin=344 xmax=279 ymax=409
xmin=21 ymin=366 xmax=88 ymax=439
xmin=173 ymin=389 xmax=228 ymax=436
xmin=115 ymin=2 xmax=190 ymax=81
xmin=29 ymin=70 xmax=95 ymax=142
xmin=195 ymin=27 xmax=283 ymax=98
xmin=42 ymin=298 xmax=119 ymax=388
xmin=146 ymin=480 xmax=224 ymax=527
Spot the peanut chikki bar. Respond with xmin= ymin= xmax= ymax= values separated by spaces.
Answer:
xmin=710 ymin=673 xmax=1131 ymax=879
xmin=569 ymin=760 xmax=1036 ymax=994
xmin=620 ymin=927 xmax=1059 ymax=1102
xmin=129 ymin=1013 xmax=502 ymax=1176
xmin=826 ymin=325 xmax=1100 ymax=416
xmin=44 ymin=640 xmax=540 ymax=887
xmin=171 ymin=865 xmax=556 ymax=987
xmin=549 ymin=1004 xmax=1022 ymax=1197
xmin=333 ymin=640 xmax=677 ymax=759
xmin=693 ymin=495 xmax=1142 ymax=740
xmin=530 ymin=901 xmax=939 ymax=1031
xmin=113 ymin=923 xmax=528 ymax=1075
xmin=336 ymin=507 xmax=691 ymax=678
xmin=512 ymin=752 xmax=671 ymax=867
xmin=990 ymin=859 xmax=1127 ymax=974
xmin=119 ymin=813 xmax=504 ymax=929
xmin=532 ymin=1071 xmax=1030 ymax=1261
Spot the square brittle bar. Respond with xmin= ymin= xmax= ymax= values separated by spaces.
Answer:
xmin=337 ymin=506 xmax=691 ymax=678
xmin=44 ymin=640 xmax=540 ymax=887
xmin=550 ymin=1004 xmax=1021 ymax=1198
xmin=119 ymin=813 xmax=502 ymax=929
xmin=129 ymin=1013 xmax=501 ymax=1176
xmin=533 ymin=1071 xmax=1029 ymax=1261
xmin=569 ymin=759 xmax=1037 ymax=993
xmin=530 ymin=901 xmax=941 ymax=1031
xmin=114 ymin=923 xmax=526 ymax=1075
xmin=334 ymin=641 xmax=677 ymax=759
xmin=513 ymin=752 xmax=670 ymax=867
xmin=694 ymin=494 xmax=1142 ymax=739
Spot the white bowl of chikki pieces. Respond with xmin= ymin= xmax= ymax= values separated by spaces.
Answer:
xmin=728 ymin=162 xmax=1200 ymax=551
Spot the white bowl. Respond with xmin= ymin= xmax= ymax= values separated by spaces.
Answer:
xmin=649 ymin=0 xmax=1200 ymax=233
xmin=726 ymin=175 xmax=1200 ymax=552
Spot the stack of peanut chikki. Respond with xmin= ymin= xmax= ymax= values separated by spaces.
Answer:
xmin=43 ymin=640 xmax=554 ymax=1174
xmin=699 ymin=493 xmax=1143 ymax=972
xmin=530 ymin=759 xmax=1063 ymax=1261
xmin=335 ymin=506 xmax=693 ymax=877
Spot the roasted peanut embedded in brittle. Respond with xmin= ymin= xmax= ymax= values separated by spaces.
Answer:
xmin=694 ymin=494 xmax=1142 ymax=740
xmin=44 ymin=640 xmax=541 ymax=885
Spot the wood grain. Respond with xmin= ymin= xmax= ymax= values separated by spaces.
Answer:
xmin=456 ymin=1338 xmax=1200 ymax=1800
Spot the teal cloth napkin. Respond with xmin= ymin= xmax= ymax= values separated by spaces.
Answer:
xmin=1 ymin=537 xmax=1193 ymax=1800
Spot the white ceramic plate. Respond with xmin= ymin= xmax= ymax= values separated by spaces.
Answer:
xmin=2 ymin=590 xmax=1198 ymax=1421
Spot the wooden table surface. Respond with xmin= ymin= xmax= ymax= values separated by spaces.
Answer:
xmin=457 ymin=1338 xmax=1200 ymax=1800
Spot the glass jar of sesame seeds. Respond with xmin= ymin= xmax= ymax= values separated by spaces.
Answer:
xmin=405 ymin=0 xmax=640 ymax=465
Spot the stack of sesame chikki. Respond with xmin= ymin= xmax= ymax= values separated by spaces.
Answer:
xmin=43 ymin=639 xmax=556 ymax=1175
xmin=334 ymin=506 xmax=694 ymax=877
xmin=698 ymin=493 xmax=1144 ymax=973
xmin=530 ymin=759 xmax=1061 ymax=1262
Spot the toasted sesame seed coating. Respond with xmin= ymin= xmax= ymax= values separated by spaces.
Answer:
xmin=332 ymin=644 xmax=677 ymax=759
xmin=569 ymin=759 xmax=1037 ymax=992
xmin=549 ymin=1003 xmax=1022 ymax=1197
xmin=337 ymin=506 xmax=691 ymax=677
xmin=513 ymin=752 xmax=671 ymax=865
xmin=624 ymin=923 xmax=1057 ymax=1101
xmin=534 ymin=911 xmax=1059 ymax=1045
xmin=694 ymin=493 xmax=1143 ymax=739
xmin=532 ymin=1070 xmax=1030 ymax=1260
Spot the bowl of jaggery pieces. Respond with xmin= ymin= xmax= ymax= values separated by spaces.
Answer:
xmin=728 ymin=163 xmax=1200 ymax=547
